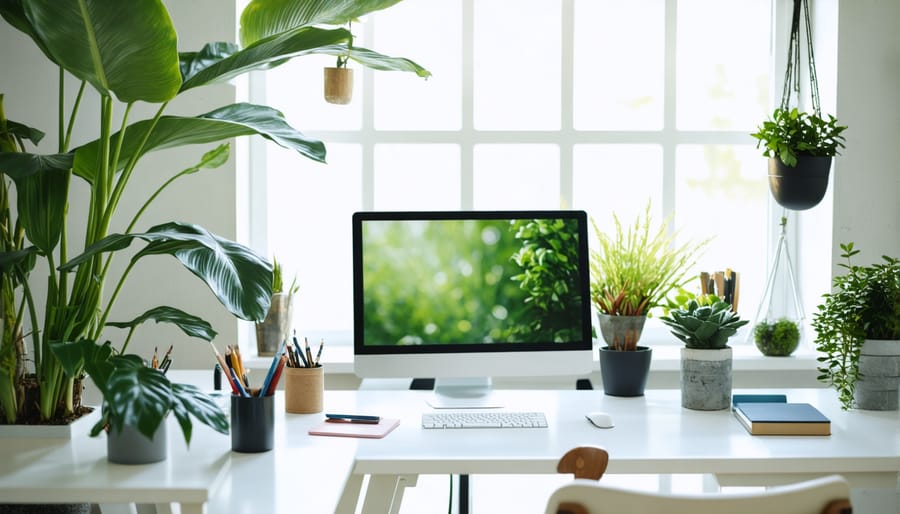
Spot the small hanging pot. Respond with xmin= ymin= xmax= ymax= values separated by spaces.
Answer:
xmin=767 ymin=155 xmax=831 ymax=211
xmin=324 ymin=67 xmax=354 ymax=105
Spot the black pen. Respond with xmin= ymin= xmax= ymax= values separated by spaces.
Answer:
xmin=325 ymin=413 xmax=381 ymax=424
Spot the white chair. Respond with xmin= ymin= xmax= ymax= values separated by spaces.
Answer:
xmin=545 ymin=474 xmax=852 ymax=514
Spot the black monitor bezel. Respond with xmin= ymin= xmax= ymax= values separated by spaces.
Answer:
xmin=352 ymin=210 xmax=593 ymax=356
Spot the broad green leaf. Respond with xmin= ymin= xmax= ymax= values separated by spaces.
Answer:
xmin=4 ymin=120 xmax=45 ymax=146
xmin=313 ymin=44 xmax=430 ymax=78
xmin=170 ymin=382 xmax=229 ymax=443
xmin=180 ymin=27 xmax=351 ymax=92
xmin=240 ymin=0 xmax=403 ymax=46
xmin=105 ymin=363 xmax=172 ymax=438
xmin=106 ymin=306 xmax=218 ymax=342
xmin=49 ymin=338 xmax=113 ymax=387
xmin=0 ymin=151 xmax=73 ymax=180
xmin=22 ymin=0 xmax=181 ymax=102
xmin=0 ymin=0 xmax=53 ymax=60
xmin=72 ymin=103 xmax=326 ymax=183
xmin=2 ymin=156 xmax=71 ymax=254
xmin=61 ymin=222 xmax=273 ymax=322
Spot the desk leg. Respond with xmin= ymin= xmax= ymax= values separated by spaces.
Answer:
xmin=336 ymin=471 xmax=365 ymax=514
xmin=177 ymin=502 xmax=205 ymax=514
xmin=361 ymin=474 xmax=419 ymax=514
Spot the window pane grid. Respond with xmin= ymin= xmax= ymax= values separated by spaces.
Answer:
xmin=254 ymin=0 xmax=779 ymax=346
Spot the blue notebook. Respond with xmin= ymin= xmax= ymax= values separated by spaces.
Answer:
xmin=733 ymin=395 xmax=830 ymax=436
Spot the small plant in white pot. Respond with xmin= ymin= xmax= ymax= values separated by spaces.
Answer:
xmin=661 ymin=296 xmax=748 ymax=410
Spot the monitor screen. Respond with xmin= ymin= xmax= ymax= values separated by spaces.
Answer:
xmin=352 ymin=210 xmax=593 ymax=406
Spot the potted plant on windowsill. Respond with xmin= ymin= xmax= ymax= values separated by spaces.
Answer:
xmin=256 ymin=256 xmax=299 ymax=356
xmin=751 ymin=107 xmax=847 ymax=210
xmin=589 ymin=203 xmax=709 ymax=396
xmin=0 ymin=0 xmax=429 ymax=440
xmin=660 ymin=296 xmax=748 ymax=410
xmin=813 ymin=243 xmax=900 ymax=411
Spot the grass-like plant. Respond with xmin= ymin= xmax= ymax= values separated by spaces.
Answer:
xmin=590 ymin=203 xmax=709 ymax=317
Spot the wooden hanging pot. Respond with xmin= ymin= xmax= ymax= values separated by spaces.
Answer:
xmin=767 ymin=155 xmax=832 ymax=211
xmin=324 ymin=67 xmax=354 ymax=104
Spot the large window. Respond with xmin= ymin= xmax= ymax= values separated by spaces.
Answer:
xmin=249 ymin=0 xmax=821 ymax=348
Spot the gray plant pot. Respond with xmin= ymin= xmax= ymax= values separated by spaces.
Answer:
xmin=854 ymin=339 xmax=900 ymax=411
xmin=106 ymin=423 xmax=168 ymax=465
xmin=596 ymin=313 xmax=646 ymax=351
xmin=681 ymin=347 xmax=732 ymax=410
xmin=255 ymin=292 xmax=293 ymax=356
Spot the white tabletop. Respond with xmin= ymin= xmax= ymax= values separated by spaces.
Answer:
xmin=1 ymin=387 xmax=897 ymax=514
xmin=339 ymin=388 xmax=900 ymax=485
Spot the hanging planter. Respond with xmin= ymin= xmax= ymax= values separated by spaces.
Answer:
xmin=767 ymin=154 xmax=831 ymax=210
xmin=751 ymin=0 xmax=847 ymax=211
xmin=324 ymin=66 xmax=354 ymax=105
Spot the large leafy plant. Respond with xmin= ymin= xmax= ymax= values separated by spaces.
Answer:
xmin=813 ymin=243 xmax=900 ymax=410
xmin=0 ymin=0 xmax=428 ymax=439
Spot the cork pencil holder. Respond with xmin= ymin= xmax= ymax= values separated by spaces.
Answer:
xmin=284 ymin=365 xmax=324 ymax=414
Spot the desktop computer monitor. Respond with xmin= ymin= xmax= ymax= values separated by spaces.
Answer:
xmin=352 ymin=210 xmax=593 ymax=407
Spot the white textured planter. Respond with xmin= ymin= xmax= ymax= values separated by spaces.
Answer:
xmin=855 ymin=339 xmax=900 ymax=411
xmin=680 ymin=347 xmax=732 ymax=410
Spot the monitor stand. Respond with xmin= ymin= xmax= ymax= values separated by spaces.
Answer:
xmin=426 ymin=377 xmax=503 ymax=409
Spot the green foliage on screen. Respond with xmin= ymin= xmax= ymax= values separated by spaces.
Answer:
xmin=362 ymin=218 xmax=584 ymax=345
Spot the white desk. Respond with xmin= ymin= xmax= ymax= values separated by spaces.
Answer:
xmin=329 ymin=388 xmax=900 ymax=514
xmin=1 ymin=388 xmax=897 ymax=513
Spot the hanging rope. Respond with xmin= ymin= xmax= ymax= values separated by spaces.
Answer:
xmin=779 ymin=0 xmax=821 ymax=116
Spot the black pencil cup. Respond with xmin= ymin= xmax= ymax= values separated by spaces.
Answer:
xmin=231 ymin=394 xmax=274 ymax=453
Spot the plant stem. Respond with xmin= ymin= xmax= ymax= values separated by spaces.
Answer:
xmin=63 ymin=81 xmax=87 ymax=153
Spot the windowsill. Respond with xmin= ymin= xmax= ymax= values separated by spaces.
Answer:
xmin=242 ymin=341 xmax=818 ymax=376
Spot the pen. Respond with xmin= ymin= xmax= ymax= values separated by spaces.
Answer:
xmin=325 ymin=413 xmax=381 ymax=424
xmin=314 ymin=338 xmax=324 ymax=367
xmin=294 ymin=336 xmax=309 ymax=367
xmin=264 ymin=355 xmax=287 ymax=396
xmin=230 ymin=367 xmax=250 ymax=397
xmin=208 ymin=341 xmax=239 ymax=395
xmin=259 ymin=339 xmax=286 ymax=396
xmin=305 ymin=337 xmax=313 ymax=368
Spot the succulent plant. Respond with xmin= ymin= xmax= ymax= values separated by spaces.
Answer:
xmin=660 ymin=300 xmax=749 ymax=349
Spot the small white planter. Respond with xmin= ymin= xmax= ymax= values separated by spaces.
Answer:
xmin=855 ymin=339 xmax=900 ymax=411
xmin=680 ymin=347 xmax=732 ymax=410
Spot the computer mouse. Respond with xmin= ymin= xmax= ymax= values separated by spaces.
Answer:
xmin=585 ymin=412 xmax=614 ymax=429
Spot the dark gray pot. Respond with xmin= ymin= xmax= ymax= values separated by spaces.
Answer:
xmin=599 ymin=346 xmax=652 ymax=397
xmin=767 ymin=156 xmax=832 ymax=211
xmin=106 ymin=423 xmax=168 ymax=464
xmin=681 ymin=347 xmax=732 ymax=410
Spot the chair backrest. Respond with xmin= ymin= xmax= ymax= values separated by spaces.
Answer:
xmin=545 ymin=474 xmax=852 ymax=514
xmin=556 ymin=446 xmax=609 ymax=481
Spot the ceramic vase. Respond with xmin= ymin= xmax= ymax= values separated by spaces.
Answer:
xmin=255 ymin=292 xmax=292 ymax=356
xmin=681 ymin=347 xmax=732 ymax=410
xmin=106 ymin=423 xmax=168 ymax=464
xmin=854 ymin=339 xmax=900 ymax=411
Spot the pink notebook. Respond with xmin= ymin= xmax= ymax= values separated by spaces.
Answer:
xmin=308 ymin=418 xmax=400 ymax=439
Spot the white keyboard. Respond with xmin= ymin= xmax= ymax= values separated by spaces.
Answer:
xmin=422 ymin=411 xmax=548 ymax=429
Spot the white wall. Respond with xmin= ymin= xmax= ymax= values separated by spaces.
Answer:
xmin=833 ymin=1 xmax=900 ymax=268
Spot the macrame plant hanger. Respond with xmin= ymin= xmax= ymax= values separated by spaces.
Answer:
xmin=748 ymin=0 xmax=819 ymax=340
